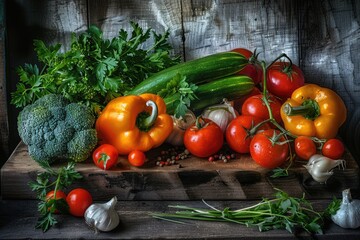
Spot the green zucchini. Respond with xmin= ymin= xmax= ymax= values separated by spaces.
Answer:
xmin=127 ymin=51 xmax=248 ymax=95
xmin=164 ymin=75 xmax=254 ymax=114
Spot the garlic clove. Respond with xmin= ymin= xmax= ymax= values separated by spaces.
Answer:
xmin=304 ymin=154 xmax=346 ymax=183
xmin=201 ymin=99 xmax=238 ymax=133
xmin=84 ymin=196 xmax=120 ymax=232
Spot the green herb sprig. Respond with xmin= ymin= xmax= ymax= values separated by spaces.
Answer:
xmin=29 ymin=161 xmax=82 ymax=232
xmin=152 ymin=189 xmax=339 ymax=235
xmin=11 ymin=22 xmax=180 ymax=112
xmin=158 ymin=73 xmax=198 ymax=118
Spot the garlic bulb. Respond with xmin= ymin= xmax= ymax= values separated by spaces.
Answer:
xmin=331 ymin=189 xmax=360 ymax=229
xmin=304 ymin=154 xmax=346 ymax=183
xmin=84 ymin=196 xmax=120 ymax=232
xmin=201 ymin=99 xmax=238 ymax=133
xmin=166 ymin=110 xmax=196 ymax=146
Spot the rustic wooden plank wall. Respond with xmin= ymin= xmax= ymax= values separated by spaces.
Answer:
xmin=0 ymin=0 xmax=8 ymax=169
xmin=2 ymin=0 xmax=360 ymax=169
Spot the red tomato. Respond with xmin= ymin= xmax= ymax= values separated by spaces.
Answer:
xmin=46 ymin=190 xmax=67 ymax=214
xmin=294 ymin=136 xmax=317 ymax=160
xmin=267 ymin=62 xmax=305 ymax=100
xmin=184 ymin=117 xmax=224 ymax=158
xmin=128 ymin=150 xmax=146 ymax=167
xmin=225 ymin=115 xmax=270 ymax=153
xmin=92 ymin=144 xmax=119 ymax=170
xmin=241 ymin=94 xmax=282 ymax=124
xmin=232 ymin=87 xmax=261 ymax=112
xmin=250 ymin=129 xmax=289 ymax=169
xmin=231 ymin=48 xmax=263 ymax=84
xmin=66 ymin=188 xmax=93 ymax=217
xmin=322 ymin=138 xmax=345 ymax=159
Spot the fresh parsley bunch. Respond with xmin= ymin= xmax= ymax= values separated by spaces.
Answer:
xmin=11 ymin=22 xmax=180 ymax=113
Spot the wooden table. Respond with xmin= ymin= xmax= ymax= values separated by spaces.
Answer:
xmin=1 ymin=198 xmax=360 ymax=239
xmin=1 ymin=142 xmax=360 ymax=239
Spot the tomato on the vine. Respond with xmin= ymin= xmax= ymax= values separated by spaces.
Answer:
xmin=241 ymin=94 xmax=282 ymax=123
xmin=232 ymin=87 xmax=261 ymax=112
xmin=46 ymin=190 xmax=67 ymax=214
xmin=184 ymin=117 xmax=223 ymax=158
xmin=225 ymin=115 xmax=270 ymax=153
xmin=250 ymin=129 xmax=289 ymax=169
xmin=267 ymin=61 xmax=305 ymax=100
xmin=322 ymin=138 xmax=345 ymax=159
xmin=128 ymin=150 xmax=146 ymax=167
xmin=231 ymin=48 xmax=263 ymax=85
xmin=294 ymin=136 xmax=317 ymax=160
xmin=92 ymin=144 xmax=119 ymax=170
xmin=66 ymin=188 xmax=93 ymax=217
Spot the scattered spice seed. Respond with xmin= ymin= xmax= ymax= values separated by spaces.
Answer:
xmin=153 ymin=145 xmax=236 ymax=167
xmin=154 ymin=146 xmax=190 ymax=167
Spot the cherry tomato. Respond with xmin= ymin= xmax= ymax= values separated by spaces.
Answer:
xmin=267 ymin=61 xmax=305 ymax=100
xmin=92 ymin=144 xmax=119 ymax=170
xmin=294 ymin=136 xmax=317 ymax=160
xmin=241 ymin=94 xmax=282 ymax=124
xmin=231 ymin=48 xmax=263 ymax=84
xmin=225 ymin=115 xmax=270 ymax=153
xmin=46 ymin=190 xmax=67 ymax=214
xmin=322 ymin=138 xmax=345 ymax=159
xmin=128 ymin=150 xmax=146 ymax=167
xmin=184 ymin=117 xmax=224 ymax=158
xmin=250 ymin=129 xmax=289 ymax=169
xmin=66 ymin=188 xmax=93 ymax=217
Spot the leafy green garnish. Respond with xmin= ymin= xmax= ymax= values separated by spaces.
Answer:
xmin=159 ymin=73 xmax=198 ymax=118
xmin=323 ymin=197 xmax=341 ymax=217
xmin=270 ymin=167 xmax=289 ymax=178
xmin=151 ymin=189 xmax=328 ymax=234
xmin=29 ymin=161 xmax=82 ymax=232
xmin=11 ymin=22 xmax=180 ymax=112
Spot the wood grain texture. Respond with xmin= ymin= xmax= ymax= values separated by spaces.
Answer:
xmin=0 ymin=0 xmax=8 ymax=168
xmin=1 ymin=199 xmax=360 ymax=239
xmin=88 ymin=0 xmax=184 ymax=58
xmin=181 ymin=0 xmax=299 ymax=63
xmin=299 ymin=0 xmax=360 ymax=161
xmin=1 ymin=142 xmax=359 ymax=201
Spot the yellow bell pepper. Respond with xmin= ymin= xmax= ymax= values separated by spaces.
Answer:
xmin=280 ymin=84 xmax=347 ymax=139
xmin=95 ymin=93 xmax=173 ymax=155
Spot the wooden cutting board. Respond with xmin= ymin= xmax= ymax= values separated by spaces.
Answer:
xmin=1 ymin=141 xmax=359 ymax=201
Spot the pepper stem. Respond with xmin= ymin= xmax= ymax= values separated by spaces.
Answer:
xmin=283 ymin=99 xmax=320 ymax=120
xmin=143 ymin=100 xmax=158 ymax=127
xmin=137 ymin=100 xmax=158 ymax=132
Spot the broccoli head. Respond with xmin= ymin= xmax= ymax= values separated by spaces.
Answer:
xmin=18 ymin=94 xmax=98 ymax=164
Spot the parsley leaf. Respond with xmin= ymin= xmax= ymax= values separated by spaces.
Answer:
xmin=29 ymin=162 xmax=82 ymax=232
xmin=159 ymin=73 xmax=198 ymax=118
xmin=11 ymin=22 xmax=180 ymax=112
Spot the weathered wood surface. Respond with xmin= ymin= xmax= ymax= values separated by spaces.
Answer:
xmin=0 ymin=0 xmax=8 ymax=170
xmin=1 ymin=198 xmax=360 ymax=240
xmin=299 ymin=1 xmax=360 ymax=161
xmin=1 ymin=142 xmax=359 ymax=201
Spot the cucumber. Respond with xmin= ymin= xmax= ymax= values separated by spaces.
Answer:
xmin=127 ymin=51 xmax=248 ymax=95
xmin=164 ymin=75 xmax=254 ymax=114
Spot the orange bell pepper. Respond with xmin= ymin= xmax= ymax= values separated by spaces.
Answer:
xmin=95 ymin=93 xmax=173 ymax=155
xmin=280 ymin=84 xmax=347 ymax=139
